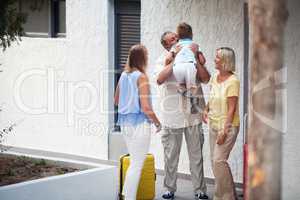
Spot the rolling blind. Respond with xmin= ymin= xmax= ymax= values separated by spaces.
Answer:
xmin=115 ymin=0 xmax=141 ymax=71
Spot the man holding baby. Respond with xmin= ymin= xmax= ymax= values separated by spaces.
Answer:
xmin=153 ymin=22 xmax=210 ymax=200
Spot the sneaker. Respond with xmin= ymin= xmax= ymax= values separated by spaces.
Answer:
xmin=195 ymin=192 xmax=209 ymax=200
xmin=119 ymin=194 xmax=124 ymax=200
xmin=162 ymin=191 xmax=175 ymax=199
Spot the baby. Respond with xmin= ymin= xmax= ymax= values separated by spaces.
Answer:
xmin=165 ymin=22 xmax=206 ymax=114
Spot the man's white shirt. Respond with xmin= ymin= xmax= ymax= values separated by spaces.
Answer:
xmin=148 ymin=51 xmax=205 ymax=129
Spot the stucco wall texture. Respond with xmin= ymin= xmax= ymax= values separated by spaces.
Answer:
xmin=0 ymin=0 xmax=299 ymax=196
xmin=282 ymin=0 xmax=300 ymax=199
xmin=0 ymin=0 xmax=110 ymax=160
xmin=141 ymin=0 xmax=245 ymax=182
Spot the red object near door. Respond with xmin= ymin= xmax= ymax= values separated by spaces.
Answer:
xmin=243 ymin=143 xmax=248 ymax=200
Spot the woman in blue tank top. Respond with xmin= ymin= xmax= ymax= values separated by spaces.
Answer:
xmin=114 ymin=44 xmax=161 ymax=200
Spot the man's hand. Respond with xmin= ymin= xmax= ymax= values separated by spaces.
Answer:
xmin=189 ymin=43 xmax=199 ymax=54
xmin=197 ymin=51 xmax=206 ymax=65
xmin=174 ymin=44 xmax=182 ymax=54
xmin=164 ymin=44 xmax=182 ymax=66
xmin=190 ymin=43 xmax=206 ymax=65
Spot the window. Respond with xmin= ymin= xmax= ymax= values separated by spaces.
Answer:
xmin=20 ymin=0 xmax=50 ymax=36
xmin=51 ymin=0 xmax=66 ymax=37
xmin=114 ymin=0 xmax=141 ymax=128
xmin=115 ymin=0 xmax=141 ymax=71
xmin=19 ymin=0 xmax=66 ymax=37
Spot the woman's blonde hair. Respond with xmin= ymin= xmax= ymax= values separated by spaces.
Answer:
xmin=125 ymin=44 xmax=148 ymax=73
xmin=217 ymin=47 xmax=236 ymax=72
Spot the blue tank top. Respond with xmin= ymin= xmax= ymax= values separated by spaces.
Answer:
xmin=117 ymin=70 xmax=150 ymax=126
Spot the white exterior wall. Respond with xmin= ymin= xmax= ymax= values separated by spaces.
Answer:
xmin=282 ymin=0 xmax=300 ymax=199
xmin=1 ymin=0 xmax=299 ymax=194
xmin=141 ymin=0 xmax=245 ymax=182
xmin=0 ymin=0 xmax=111 ymax=160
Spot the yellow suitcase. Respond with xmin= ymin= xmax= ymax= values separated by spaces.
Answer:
xmin=119 ymin=154 xmax=156 ymax=200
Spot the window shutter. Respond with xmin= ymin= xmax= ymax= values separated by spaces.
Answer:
xmin=115 ymin=1 xmax=141 ymax=71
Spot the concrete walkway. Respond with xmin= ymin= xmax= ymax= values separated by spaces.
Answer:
xmin=5 ymin=147 xmax=244 ymax=200
xmin=155 ymin=175 xmax=243 ymax=200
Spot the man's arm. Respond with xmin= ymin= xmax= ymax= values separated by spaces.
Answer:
xmin=157 ymin=62 xmax=173 ymax=85
xmin=195 ymin=52 xmax=210 ymax=84
xmin=164 ymin=51 xmax=174 ymax=66
xmin=189 ymin=43 xmax=210 ymax=84
xmin=157 ymin=45 xmax=182 ymax=85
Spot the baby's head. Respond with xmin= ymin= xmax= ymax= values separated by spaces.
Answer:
xmin=176 ymin=22 xmax=193 ymax=40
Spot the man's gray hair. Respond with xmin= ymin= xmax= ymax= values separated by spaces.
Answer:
xmin=160 ymin=31 xmax=173 ymax=46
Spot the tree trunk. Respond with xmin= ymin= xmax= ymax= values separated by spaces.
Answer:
xmin=247 ymin=0 xmax=288 ymax=200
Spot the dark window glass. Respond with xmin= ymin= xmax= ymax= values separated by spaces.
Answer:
xmin=21 ymin=0 xmax=49 ymax=35
xmin=52 ymin=0 xmax=66 ymax=36
xmin=58 ymin=0 xmax=66 ymax=34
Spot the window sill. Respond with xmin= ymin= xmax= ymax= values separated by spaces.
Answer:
xmin=23 ymin=32 xmax=66 ymax=38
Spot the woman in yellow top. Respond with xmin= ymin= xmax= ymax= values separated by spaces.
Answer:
xmin=203 ymin=47 xmax=240 ymax=200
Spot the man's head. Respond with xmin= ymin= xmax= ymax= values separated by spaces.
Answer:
xmin=160 ymin=31 xmax=178 ymax=51
xmin=176 ymin=22 xmax=193 ymax=40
